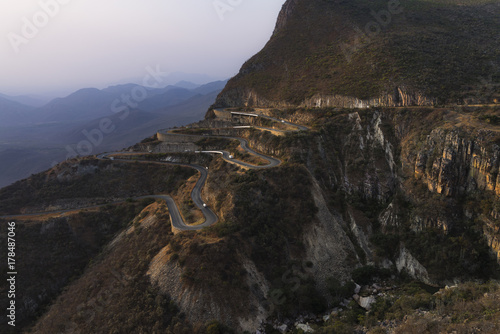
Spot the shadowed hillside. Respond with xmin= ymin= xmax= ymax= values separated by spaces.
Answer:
xmin=215 ymin=0 xmax=499 ymax=108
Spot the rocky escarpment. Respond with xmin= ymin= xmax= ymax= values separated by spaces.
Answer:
xmin=301 ymin=88 xmax=437 ymax=109
xmin=393 ymin=109 xmax=500 ymax=268
xmin=413 ymin=128 xmax=500 ymax=197
xmin=399 ymin=117 xmax=500 ymax=253
xmin=215 ymin=87 xmax=437 ymax=109
xmin=334 ymin=110 xmax=398 ymax=202
xmin=256 ymin=107 xmax=500 ymax=284
xmin=213 ymin=87 xmax=291 ymax=109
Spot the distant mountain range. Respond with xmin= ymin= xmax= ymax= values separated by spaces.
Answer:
xmin=0 ymin=92 xmax=50 ymax=107
xmin=0 ymin=96 xmax=36 ymax=126
xmin=1 ymin=81 xmax=227 ymax=125
xmin=0 ymin=80 xmax=227 ymax=188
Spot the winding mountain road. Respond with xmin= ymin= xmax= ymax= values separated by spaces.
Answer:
xmin=95 ymin=154 xmax=219 ymax=231
xmin=2 ymin=109 xmax=306 ymax=231
xmin=159 ymin=131 xmax=282 ymax=169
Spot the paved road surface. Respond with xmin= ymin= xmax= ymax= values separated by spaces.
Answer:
xmin=222 ymin=109 xmax=309 ymax=131
xmin=97 ymin=154 xmax=218 ymax=231
xmin=157 ymin=131 xmax=281 ymax=169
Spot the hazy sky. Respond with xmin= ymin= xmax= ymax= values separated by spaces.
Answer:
xmin=1 ymin=0 xmax=286 ymax=96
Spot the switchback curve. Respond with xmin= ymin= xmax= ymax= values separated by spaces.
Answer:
xmin=2 ymin=109 xmax=307 ymax=232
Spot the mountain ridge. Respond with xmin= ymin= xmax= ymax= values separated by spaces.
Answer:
xmin=0 ymin=96 xmax=35 ymax=126
xmin=0 ymin=81 xmax=226 ymax=188
xmin=0 ymin=93 xmax=49 ymax=108
xmin=214 ymin=0 xmax=500 ymax=109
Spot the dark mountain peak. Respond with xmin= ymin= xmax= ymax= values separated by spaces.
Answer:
xmin=272 ymin=0 xmax=301 ymax=36
xmin=102 ymin=84 xmax=144 ymax=94
xmin=215 ymin=0 xmax=500 ymax=109
xmin=66 ymin=87 xmax=104 ymax=99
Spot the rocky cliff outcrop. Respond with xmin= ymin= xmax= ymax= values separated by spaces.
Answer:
xmin=413 ymin=128 xmax=500 ymax=197
xmin=302 ymin=181 xmax=359 ymax=294
xmin=269 ymin=107 xmax=500 ymax=282
xmin=337 ymin=111 xmax=397 ymax=202
xmin=396 ymin=247 xmax=432 ymax=285
xmin=215 ymin=87 xmax=437 ymax=109
xmin=301 ymin=88 xmax=437 ymax=109
xmin=213 ymin=87 xmax=292 ymax=109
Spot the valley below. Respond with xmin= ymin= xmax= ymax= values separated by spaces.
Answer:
xmin=0 ymin=82 xmax=226 ymax=189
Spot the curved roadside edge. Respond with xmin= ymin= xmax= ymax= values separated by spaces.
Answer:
xmin=216 ymin=108 xmax=310 ymax=131
xmin=97 ymin=153 xmax=218 ymax=231
xmin=157 ymin=132 xmax=281 ymax=169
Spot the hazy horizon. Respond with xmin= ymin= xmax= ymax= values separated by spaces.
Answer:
xmin=1 ymin=0 xmax=286 ymax=97
xmin=0 ymin=71 xmax=226 ymax=101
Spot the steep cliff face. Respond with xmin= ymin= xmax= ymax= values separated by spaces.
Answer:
xmin=303 ymin=180 xmax=359 ymax=293
xmin=392 ymin=111 xmax=500 ymax=251
xmin=301 ymin=89 xmax=437 ymax=109
xmin=413 ymin=128 xmax=500 ymax=197
xmin=244 ymin=107 xmax=500 ymax=284
xmin=214 ymin=87 xmax=292 ymax=109
xmin=215 ymin=87 xmax=438 ymax=109
xmin=213 ymin=0 xmax=500 ymax=108
xmin=362 ymin=108 xmax=499 ymax=273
